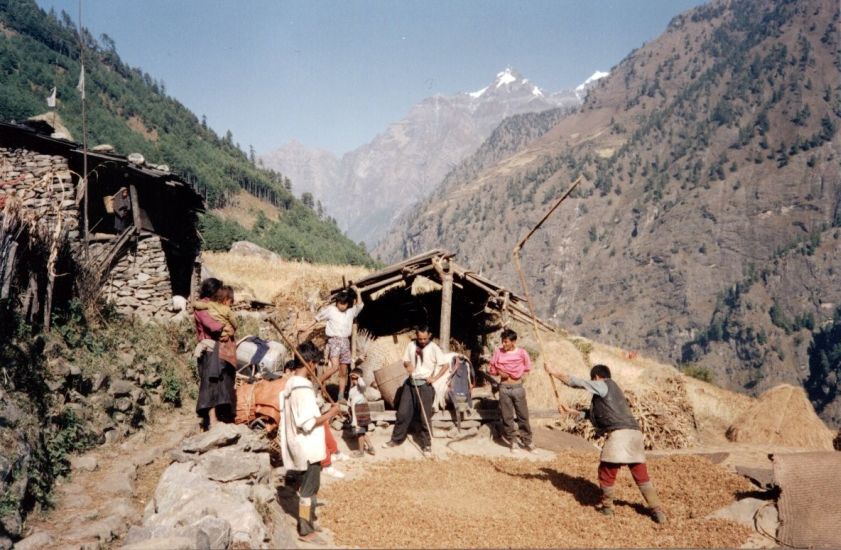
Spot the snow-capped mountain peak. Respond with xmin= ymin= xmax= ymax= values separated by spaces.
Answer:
xmin=495 ymin=68 xmax=519 ymax=87
xmin=575 ymin=70 xmax=609 ymax=92
xmin=574 ymin=70 xmax=609 ymax=100
xmin=468 ymin=68 xmax=539 ymax=99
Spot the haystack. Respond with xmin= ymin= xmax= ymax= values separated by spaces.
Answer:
xmin=725 ymin=384 xmax=835 ymax=450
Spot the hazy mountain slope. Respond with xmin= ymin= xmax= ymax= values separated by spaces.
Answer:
xmin=375 ymin=107 xmax=574 ymax=260
xmin=0 ymin=0 xmax=371 ymax=265
xmin=260 ymin=69 xmax=580 ymax=246
xmin=258 ymin=140 xmax=340 ymax=207
xmin=379 ymin=0 xmax=841 ymax=423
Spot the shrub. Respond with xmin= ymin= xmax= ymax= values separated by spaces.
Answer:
xmin=680 ymin=363 xmax=714 ymax=383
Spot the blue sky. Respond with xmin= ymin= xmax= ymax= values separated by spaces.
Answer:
xmin=37 ymin=0 xmax=706 ymax=155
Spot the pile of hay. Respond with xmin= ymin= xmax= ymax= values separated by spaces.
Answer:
xmin=321 ymin=453 xmax=752 ymax=548
xmin=725 ymin=384 xmax=835 ymax=449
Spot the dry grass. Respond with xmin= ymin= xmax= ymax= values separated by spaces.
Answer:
xmin=321 ymin=453 xmax=752 ymax=548
xmin=202 ymin=251 xmax=370 ymax=308
xmin=214 ymin=190 xmax=280 ymax=230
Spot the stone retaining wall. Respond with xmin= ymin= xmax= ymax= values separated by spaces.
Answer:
xmin=93 ymin=234 xmax=176 ymax=318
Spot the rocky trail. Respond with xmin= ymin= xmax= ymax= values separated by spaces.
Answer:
xmin=15 ymin=407 xmax=197 ymax=550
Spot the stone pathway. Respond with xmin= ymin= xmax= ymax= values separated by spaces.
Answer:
xmin=15 ymin=407 xmax=197 ymax=550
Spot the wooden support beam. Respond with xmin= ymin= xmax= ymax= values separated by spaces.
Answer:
xmin=129 ymin=184 xmax=141 ymax=231
xmin=439 ymin=258 xmax=454 ymax=352
xmin=0 ymin=241 xmax=17 ymax=300
xmin=94 ymin=225 xmax=136 ymax=279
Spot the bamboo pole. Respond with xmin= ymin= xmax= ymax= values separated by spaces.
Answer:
xmin=511 ymin=176 xmax=582 ymax=411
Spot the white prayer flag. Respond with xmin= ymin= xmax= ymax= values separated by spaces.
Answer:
xmin=76 ymin=65 xmax=85 ymax=100
xmin=46 ymin=86 xmax=57 ymax=108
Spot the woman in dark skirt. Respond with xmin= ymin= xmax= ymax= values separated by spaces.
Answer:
xmin=194 ymin=277 xmax=236 ymax=429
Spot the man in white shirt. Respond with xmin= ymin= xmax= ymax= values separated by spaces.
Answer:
xmin=279 ymin=342 xmax=340 ymax=542
xmin=308 ymin=286 xmax=363 ymax=400
xmin=383 ymin=325 xmax=448 ymax=458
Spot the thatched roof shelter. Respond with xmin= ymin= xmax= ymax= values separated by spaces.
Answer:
xmin=331 ymin=249 xmax=554 ymax=356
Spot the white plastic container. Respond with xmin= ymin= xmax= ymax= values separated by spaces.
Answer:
xmin=236 ymin=338 xmax=287 ymax=373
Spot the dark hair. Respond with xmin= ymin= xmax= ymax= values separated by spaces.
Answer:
xmin=295 ymin=341 xmax=323 ymax=367
xmin=335 ymin=289 xmax=354 ymax=306
xmin=214 ymin=285 xmax=234 ymax=303
xmin=350 ymin=367 xmax=363 ymax=378
xmin=590 ymin=364 xmax=612 ymax=380
xmin=199 ymin=278 xmax=223 ymax=299
xmin=282 ymin=359 xmax=296 ymax=372
xmin=500 ymin=328 xmax=518 ymax=341
xmin=416 ymin=324 xmax=431 ymax=335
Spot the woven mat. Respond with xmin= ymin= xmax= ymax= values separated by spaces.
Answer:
xmin=774 ymin=451 xmax=841 ymax=548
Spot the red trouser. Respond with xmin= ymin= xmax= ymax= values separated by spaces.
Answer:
xmin=321 ymin=427 xmax=338 ymax=467
xmin=597 ymin=461 xmax=650 ymax=488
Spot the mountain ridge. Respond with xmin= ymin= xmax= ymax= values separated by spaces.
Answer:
xmin=376 ymin=0 xmax=841 ymax=425
xmin=260 ymin=68 xmax=583 ymax=246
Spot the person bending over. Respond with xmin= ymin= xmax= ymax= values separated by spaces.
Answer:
xmin=545 ymin=363 xmax=666 ymax=524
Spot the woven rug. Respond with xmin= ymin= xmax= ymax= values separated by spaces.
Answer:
xmin=774 ymin=451 xmax=841 ymax=548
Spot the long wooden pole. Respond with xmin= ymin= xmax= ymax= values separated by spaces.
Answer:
xmin=268 ymin=318 xmax=337 ymax=406
xmin=78 ymin=0 xmax=89 ymax=258
xmin=511 ymin=176 xmax=582 ymax=410
xmin=439 ymin=260 xmax=454 ymax=352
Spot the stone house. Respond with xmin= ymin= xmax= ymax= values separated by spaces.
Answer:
xmin=0 ymin=119 xmax=204 ymax=321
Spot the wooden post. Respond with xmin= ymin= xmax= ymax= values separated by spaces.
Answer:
xmin=129 ymin=184 xmax=141 ymax=231
xmin=351 ymin=323 xmax=358 ymax=364
xmin=0 ymin=241 xmax=17 ymax=300
xmin=439 ymin=258 xmax=453 ymax=352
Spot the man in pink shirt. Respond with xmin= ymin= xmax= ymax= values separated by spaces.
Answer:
xmin=489 ymin=328 xmax=534 ymax=452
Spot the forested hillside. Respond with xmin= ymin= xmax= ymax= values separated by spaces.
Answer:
xmin=0 ymin=0 xmax=372 ymax=266
xmin=380 ymin=0 xmax=841 ymax=424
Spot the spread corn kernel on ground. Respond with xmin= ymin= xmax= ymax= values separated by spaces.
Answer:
xmin=322 ymin=453 xmax=753 ymax=548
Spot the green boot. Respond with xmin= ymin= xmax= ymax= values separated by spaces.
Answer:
xmin=597 ymin=486 xmax=615 ymax=516
xmin=638 ymin=482 xmax=666 ymax=524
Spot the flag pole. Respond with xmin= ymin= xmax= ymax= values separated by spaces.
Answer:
xmin=78 ymin=0 xmax=89 ymax=257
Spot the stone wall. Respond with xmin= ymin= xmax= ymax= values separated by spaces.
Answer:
xmin=0 ymin=146 xmax=79 ymax=238
xmin=94 ymin=234 xmax=177 ymax=319
xmin=2 ymin=145 xmax=187 ymax=319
